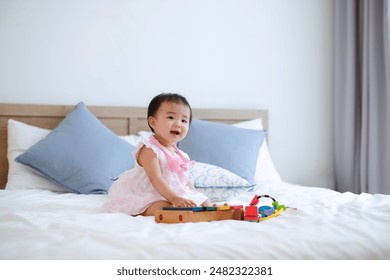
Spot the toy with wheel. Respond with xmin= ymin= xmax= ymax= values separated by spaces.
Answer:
xmin=244 ymin=194 xmax=286 ymax=222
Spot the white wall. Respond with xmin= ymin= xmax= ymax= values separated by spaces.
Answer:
xmin=0 ymin=0 xmax=334 ymax=188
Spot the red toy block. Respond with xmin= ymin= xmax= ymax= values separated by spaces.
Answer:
xmin=244 ymin=205 xmax=259 ymax=222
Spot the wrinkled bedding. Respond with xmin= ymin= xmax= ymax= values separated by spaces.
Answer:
xmin=1 ymin=182 xmax=389 ymax=260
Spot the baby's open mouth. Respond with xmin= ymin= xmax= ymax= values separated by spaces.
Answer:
xmin=171 ymin=131 xmax=180 ymax=135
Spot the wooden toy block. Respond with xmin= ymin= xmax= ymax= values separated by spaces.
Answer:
xmin=244 ymin=205 xmax=259 ymax=222
xmin=216 ymin=205 xmax=231 ymax=211
xmin=155 ymin=208 xmax=244 ymax=223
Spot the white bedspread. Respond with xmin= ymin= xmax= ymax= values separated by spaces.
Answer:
xmin=1 ymin=182 xmax=390 ymax=260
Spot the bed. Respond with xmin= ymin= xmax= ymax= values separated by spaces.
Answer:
xmin=0 ymin=102 xmax=389 ymax=260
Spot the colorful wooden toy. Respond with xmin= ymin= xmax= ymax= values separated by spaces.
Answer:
xmin=155 ymin=205 xmax=244 ymax=223
xmin=244 ymin=194 xmax=287 ymax=222
xmin=154 ymin=195 xmax=288 ymax=224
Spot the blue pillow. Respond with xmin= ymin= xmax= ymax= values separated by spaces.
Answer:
xmin=15 ymin=102 xmax=136 ymax=194
xmin=178 ymin=119 xmax=265 ymax=185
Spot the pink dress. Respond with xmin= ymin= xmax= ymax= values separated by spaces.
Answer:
xmin=103 ymin=136 xmax=208 ymax=215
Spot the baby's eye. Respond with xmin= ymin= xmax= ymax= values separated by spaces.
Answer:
xmin=181 ymin=119 xmax=188 ymax=123
xmin=167 ymin=116 xmax=174 ymax=120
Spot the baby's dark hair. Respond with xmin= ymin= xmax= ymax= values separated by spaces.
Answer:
xmin=147 ymin=93 xmax=192 ymax=132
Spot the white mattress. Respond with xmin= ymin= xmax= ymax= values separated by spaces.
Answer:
xmin=1 ymin=182 xmax=389 ymax=260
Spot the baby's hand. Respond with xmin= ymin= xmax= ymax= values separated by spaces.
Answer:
xmin=170 ymin=197 xmax=197 ymax=208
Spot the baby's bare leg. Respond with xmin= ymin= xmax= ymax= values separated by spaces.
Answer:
xmin=142 ymin=200 xmax=171 ymax=216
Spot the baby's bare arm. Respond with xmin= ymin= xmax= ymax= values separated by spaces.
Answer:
xmin=138 ymin=146 xmax=196 ymax=207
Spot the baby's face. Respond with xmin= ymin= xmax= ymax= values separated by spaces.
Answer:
xmin=148 ymin=101 xmax=191 ymax=146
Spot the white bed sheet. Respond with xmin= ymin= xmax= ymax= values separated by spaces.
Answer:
xmin=1 ymin=182 xmax=389 ymax=260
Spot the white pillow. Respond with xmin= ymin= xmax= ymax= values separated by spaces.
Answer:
xmin=6 ymin=120 xmax=66 ymax=192
xmin=120 ymin=131 xmax=152 ymax=146
xmin=189 ymin=162 xmax=255 ymax=203
xmin=233 ymin=118 xmax=282 ymax=185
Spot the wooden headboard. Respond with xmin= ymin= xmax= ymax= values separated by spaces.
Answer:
xmin=0 ymin=103 xmax=268 ymax=189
